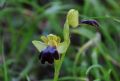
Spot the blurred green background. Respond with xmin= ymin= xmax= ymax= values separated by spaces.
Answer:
xmin=0 ymin=0 xmax=120 ymax=81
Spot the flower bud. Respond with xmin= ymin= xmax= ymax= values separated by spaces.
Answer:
xmin=67 ymin=9 xmax=79 ymax=27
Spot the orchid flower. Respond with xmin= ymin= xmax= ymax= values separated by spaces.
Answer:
xmin=32 ymin=9 xmax=99 ymax=65
xmin=32 ymin=9 xmax=79 ymax=64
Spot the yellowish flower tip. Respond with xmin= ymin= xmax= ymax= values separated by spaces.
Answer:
xmin=67 ymin=9 xmax=79 ymax=28
xmin=41 ymin=34 xmax=61 ymax=47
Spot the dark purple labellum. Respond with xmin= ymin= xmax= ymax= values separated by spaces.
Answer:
xmin=80 ymin=20 xmax=99 ymax=27
xmin=39 ymin=46 xmax=59 ymax=64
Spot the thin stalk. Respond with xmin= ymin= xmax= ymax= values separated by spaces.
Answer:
xmin=54 ymin=42 xmax=70 ymax=81
xmin=2 ymin=37 xmax=9 ymax=81
xmin=53 ymin=53 xmax=66 ymax=81
xmin=54 ymin=20 xmax=70 ymax=81
xmin=73 ymin=33 xmax=101 ymax=76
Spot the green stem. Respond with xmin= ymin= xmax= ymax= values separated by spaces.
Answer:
xmin=54 ymin=53 xmax=65 ymax=81
xmin=54 ymin=43 xmax=70 ymax=81
xmin=53 ymin=20 xmax=70 ymax=81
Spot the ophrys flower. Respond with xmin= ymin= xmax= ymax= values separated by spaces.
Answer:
xmin=32 ymin=34 xmax=67 ymax=64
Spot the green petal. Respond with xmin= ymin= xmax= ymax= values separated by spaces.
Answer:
xmin=32 ymin=40 xmax=47 ymax=52
xmin=40 ymin=36 xmax=48 ymax=44
xmin=57 ymin=41 xmax=69 ymax=54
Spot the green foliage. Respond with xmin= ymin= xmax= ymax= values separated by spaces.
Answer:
xmin=1 ymin=0 xmax=120 ymax=81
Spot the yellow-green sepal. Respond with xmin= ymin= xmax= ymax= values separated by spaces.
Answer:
xmin=32 ymin=40 xmax=47 ymax=52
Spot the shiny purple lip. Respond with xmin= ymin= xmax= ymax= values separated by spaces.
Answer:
xmin=80 ymin=20 xmax=99 ymax=27
xmin=39 ymin=46 xmax=59 ymax=64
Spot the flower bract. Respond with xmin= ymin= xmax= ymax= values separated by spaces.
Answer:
xmin=67 ymin=9 xmax=79 ymax=28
